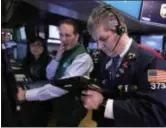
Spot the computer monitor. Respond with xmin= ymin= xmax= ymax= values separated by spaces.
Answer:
xmin=48 ymin=25 xmax=60 ymax=39
xmin=141 ymin=35 xmax=164 ymax=53
xmin=88 ymin=42 xmax=97 ymax=50
xmin=102 ymin=0 xmax=142 ymax=19
xmin=19 ymin=27 xmax=27 ymax=41
xmin=39 ymin=32 xmax=45 ymax=39
xmin=140 ymin=1 xmax=166 ymax=26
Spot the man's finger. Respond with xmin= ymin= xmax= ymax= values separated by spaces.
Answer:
xmin=86 ymin=90 xmax=95 ymax=95
xmin=84 ymin=97 xmax=94 ymax=109
xmin=82 ymin=90 xmax=87 ymax=95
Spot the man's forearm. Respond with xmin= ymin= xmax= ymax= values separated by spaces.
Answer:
xmin=46 ymin=59 xmax=59 ymax=80
xmin=25 ymin=84 xmax=68 ymax=101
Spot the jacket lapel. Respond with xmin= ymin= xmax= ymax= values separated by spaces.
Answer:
xmin=116 ymin=40 xmax=140 ymax=79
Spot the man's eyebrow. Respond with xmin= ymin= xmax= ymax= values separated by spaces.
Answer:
xmin=99 ymin=36 xmax=107 ymax=40
xmin=93 ymin=35 xmax=106 ymax=42
xmin=59 ymin=33 xmax=70 ymax=36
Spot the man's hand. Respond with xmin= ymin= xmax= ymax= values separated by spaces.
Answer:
xmin=17 ymin=87 xmax=26 ymax=101
xmin=82 ymin=90 xmax=104 ymax=110
xmin=55 ymin=43 xmax=66 ymax=61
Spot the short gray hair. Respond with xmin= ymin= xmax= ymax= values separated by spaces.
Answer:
xmin=87 ymin=4 xmax=127 ymax=35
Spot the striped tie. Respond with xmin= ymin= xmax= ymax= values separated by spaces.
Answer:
xmin=108 ymin=55 xmax=120 ymax=80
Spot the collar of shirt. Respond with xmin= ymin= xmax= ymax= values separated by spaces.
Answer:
xmin=119 ymin=38 xmax=132 ymax=59
xmin=105 ymin=38 xmax=132 ymax=70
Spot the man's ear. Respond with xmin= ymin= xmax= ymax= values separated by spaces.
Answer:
xmin=75 ymin=33 xmax=79 ymax=41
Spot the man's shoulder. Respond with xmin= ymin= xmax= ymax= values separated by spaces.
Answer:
xmin=138 ymin=44 xmax=163 ymax=60
xmin=76 ymin=52 xmax=92 ymax=58
xmin=74 ymin=52 xmax=93 ymax=62
xmin=136 ymin=44 xmax=166 ymax=69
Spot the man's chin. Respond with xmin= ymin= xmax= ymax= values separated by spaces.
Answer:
xmin=65 ymin=48 xmax=69 ymax=51
xmin=65 ymin=47 xmax=72 ymax=51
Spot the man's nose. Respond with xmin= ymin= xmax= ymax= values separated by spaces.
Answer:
xmin=60 ymin=36 xmax=67 ymax=42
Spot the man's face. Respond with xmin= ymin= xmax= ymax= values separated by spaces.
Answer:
xmin=5 ymin=33 xmax=10 ymax=42
xmin=92 ymin=25 xmax=118 ymax=57
xmin=59 ymin=23 xmax=79 ymax=50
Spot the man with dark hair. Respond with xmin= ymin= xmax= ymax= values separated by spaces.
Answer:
xmin=81 ymin=4 xmax=166 ymax=127
xmin=17 ymin=19 xmax=93 ymax=126
xmin=59 ymin=19 xmax=79 ymax=34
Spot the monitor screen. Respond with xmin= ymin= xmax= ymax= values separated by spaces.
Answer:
xmin=19 ymin=27 xmax=27 ymax=40
xmin=15 ymin=30 xmax=21 ymax=42
xmin=10 ymin=34 xmax=13 ymax=40
xmin=88 ymin=42 xmax=97 ymax=50
xmin=39 ymin=32 xmax=45 ymax=39
xmin=141 ymin=35 xmax=163 ymax=53
xmin=49 ymin=25 xmax=60 ymax=39
xmin=140 ymin=1 xmax=166 ymax=26
xmin=102 ymin=0 xmax=142 ymax=19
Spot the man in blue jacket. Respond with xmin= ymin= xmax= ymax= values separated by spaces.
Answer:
xmin=82 ymin=4 xmax=166 ymax=127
